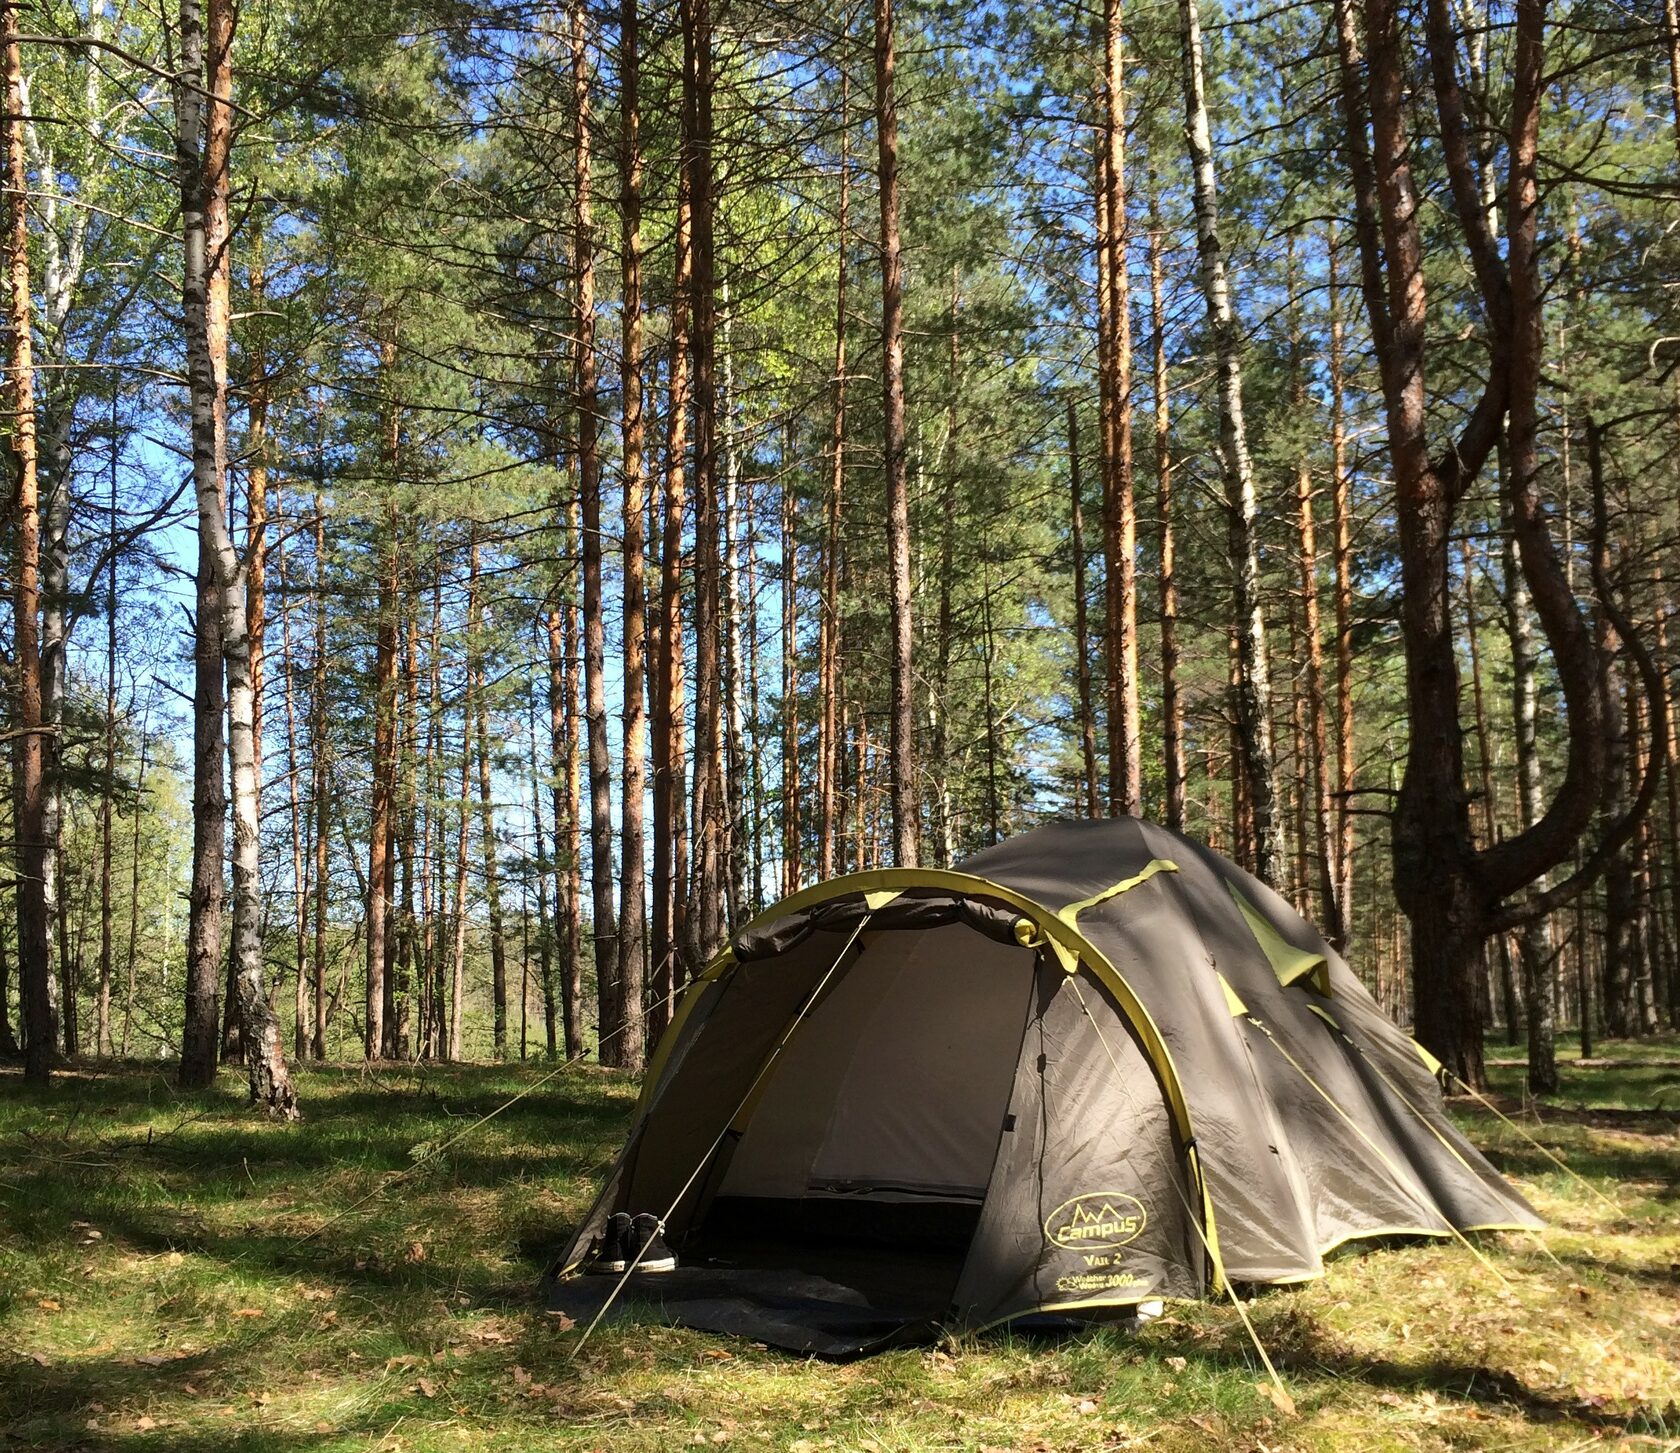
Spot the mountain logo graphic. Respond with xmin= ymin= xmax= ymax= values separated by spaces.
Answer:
xmin=1044 ymin=1192 xmax=1147 ymax=1250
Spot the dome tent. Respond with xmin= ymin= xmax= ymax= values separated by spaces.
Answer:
xmin=551 ymin=818 xmax=1539 ymax=1357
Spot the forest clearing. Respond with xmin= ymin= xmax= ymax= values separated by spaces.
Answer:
xmin=3 ymin=0 xmax=1680 ymax=1440
xmin=2 ymin=1048 xmax=1677 ymax=1451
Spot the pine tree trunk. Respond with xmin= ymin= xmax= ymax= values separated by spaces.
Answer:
xmin=183 ymin=0 xmax=294 ymax=1114
xmin=874 ymin=0 xmax=918 ymax=867
xmin=311 ymin=493 xmax=330 ymax=1060
xmin=176 ymin=0 xmax=225 ymax=1092
xmin=1289 ymin=237 xmax=1344 ymax=946
xmin=1500 ymin=488 xmax=1553 ymax=1083
xmin=1147 ymin=191 xmax=1184 ymax=832
xmin=1326 ymin=224 xmax=1357 ymax=940
xmin=1098 ymin=0 xmax=1141 ymax=816
xmin=782 ymin=438 xmax=802 ymax=892
xmin=475 ymin=645 xmax=509 ymax=1059
xmin=719 ymin=293 xmax=748 ymax=919
xmin=1176 ymin=0 xmax=1283 ymax=886
xmin=614 ymin=0 xmax=648 ymax=1069
xmin=419 ymin=567 xmax=442 ymax=1058
xmin=279 ymin=510 xmax=310 ymax=1059
xmin=571 ymin=0 xmax=619 ymax=1049
xmin=1462 ymin=530 xmax=1520 ymax=1042
xmin=5 ymin=0 xmax=52 ymax=1082
xmin=562 ymin=499 xmax=587 ymax=1054
xmin=1068 ymin=401 xmax=1099 ymax=819
xmin=684 ymin=0 xmax=727 ymax=965
xmin=447 ymin=532 xmax=479 ymax=1062
xmin=817 ymin=94 xmax=848 ymax=881
xmin=97 ymin=428 xmax=119 ymax=1057
xmin=650 ymin=163 xmax=691 ymax=1041
xmin=0 ymin=899 xmax=17 ymax=1058
xmin=365 ymin=335 xmax=401 ymax=1060
xmin=1664 ymin=0 xmax=1680 ymax=166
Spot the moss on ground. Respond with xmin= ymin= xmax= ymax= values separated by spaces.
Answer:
xmin=1 ymin=1044 xmax=1676 ymax=1451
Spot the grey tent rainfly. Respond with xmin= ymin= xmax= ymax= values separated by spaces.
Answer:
xmin=549 ymin=819 xmax=1539 ymax=1357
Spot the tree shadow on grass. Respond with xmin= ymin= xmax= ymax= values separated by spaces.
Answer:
xmin=1130 ymin=1311 xmax=1653 ymax=1436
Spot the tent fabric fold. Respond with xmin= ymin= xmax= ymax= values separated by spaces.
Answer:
xmin=551 ymin=818 xmax=1540 ymax=1356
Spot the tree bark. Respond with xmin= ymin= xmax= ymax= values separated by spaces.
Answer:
xmin=1068 ymin=401 xmax=1099 ymax=818
xmin=782 ymin=433 xmax=802 ymax=891
xmin=817 ymin=89 xmax=849 ymax=881
xmin=1326 ymin=223 xmax=1356 ymax=941
xmin=1147 ymin=188 xmax=1184 ymax=833
xmin=176 ymin=0 xmax=224 ymax=1092
xmin=181 ymin=0 xmax=294 ymax=1114
xmin=614 ymin=0 xmax=648 ymax=1070
xmin=447 ymin=531 xmax=479 ymax=1061
xmin=1176 ymin=0 xmax=1283 ymax=886
xmin=311 ymin=492 xmax=329 ymax=1059
xmin=874 ymin=0 xmax=918 ymax=866
xmin=278 ymin=505 xmax=309 ymax=1059
xmin=1098 ymin=0 xmax=1141 ymax=816
xmin=571 ymin=0 xmax=618 ymax=1049
xmin=474 ymin=633 xmax=508 ymax=1058
xmin=5 ymin=0 xmax=52 ymax=1081
xmin=1288 ymin=236 xmax=1343 ymax=945
xmin=562 ymin=495 xmax=587 ymax=1054
xmin=365 ymin=333 xmax=401 ymax=1060
xmin=96 ymin=406 xmax=119 ymax=1056
xmin=684 ymin=0 xmax=727 ymax=965
xmin=650 ymin=162 xmax=691 ymax=1040
xmin=1337 ymin=0 xmax=1614 ymax=1084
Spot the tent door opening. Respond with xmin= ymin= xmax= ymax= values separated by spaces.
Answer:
xmin=682 ymin=922 xmax=1037 ymax=1317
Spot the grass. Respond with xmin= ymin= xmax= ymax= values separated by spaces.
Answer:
xmin=1 ymin=1042 xmax=1676 ymax=1452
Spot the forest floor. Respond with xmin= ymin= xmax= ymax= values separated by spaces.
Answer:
xmin=1 ymin=1040 xmax=1676 ymax=1452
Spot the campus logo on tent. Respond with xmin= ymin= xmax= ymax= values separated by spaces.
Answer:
xmin=1044 ymin=1192 xmax=1147 ymax=1250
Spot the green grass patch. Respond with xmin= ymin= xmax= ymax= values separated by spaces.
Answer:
xmin=2 ymin=1043 xmax=1676 ymax=1451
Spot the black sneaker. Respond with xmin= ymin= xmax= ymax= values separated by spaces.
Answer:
xmin=585 ymin=1212 xmax=633 ymax=1274
xmin=629 ymin=1213 xmax=677 ymax=1273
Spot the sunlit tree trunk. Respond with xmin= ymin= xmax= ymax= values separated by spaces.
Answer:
xmin=719 ymin=292 xmax=748 ymax=917
xmin=278 ymin=508 xmax=309 ymax=1058
xmin=180 ymin=0 xmax=293 ymax=1113
xmin=1176 ymin=0 xmax=1283 ymax=886
xmin=6 ymin=0 xmax=52 ymax=1081
xmin=365 ymin=334 xmax=401 ymax=1060
xmin=1098 ymin=0 xmax=1140 ymax=816
xmin=651 ymin=167 xmax=691 ymax=1041
xmin=1147 ymin=191 xmax=1184 ymax=832
xmin=562 ymin=494 xmax=587 ymax=1054
xmin=475 ymin=638 xmax=509 ymax=1058
xmin=781 ymin=439 xmax=802 ymax=892
xmin=615 ymin=0 xmax=648 ymax=1068
xmin=1068 ymin=401 xmax=1098 ymax=818
xmin=447 ymin=532 xmax=479 ymax=1062
xmin=817 ymin=92 xmax=849 ymax=881
xmin=684 ymin=0 xmax=727 ymax=963
xmin=311 ymin=492 xmax=330 ymax=1059
xmin=571 ymin=0 xmax=618 ymax=1044
xmin=96 ymin=428 xmax=119 ymax=1057
xmin=1287 ymin=237 xmax=1343 ymax=944
xmin=1326 ymin=224 xmax=1356 ymax=940
xmin=874 ymin=0 xmax=918 ymax=866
